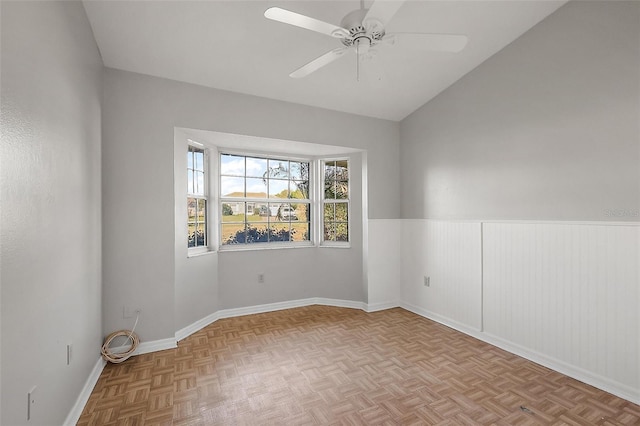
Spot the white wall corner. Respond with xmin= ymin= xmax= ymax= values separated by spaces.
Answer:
xmin=176 ymin=311 xmax=221 ymax=342
xmin=64 ymin=357 xmax=106 ymax=426
xmin=366 ymin=301 xmax=400 ymax=312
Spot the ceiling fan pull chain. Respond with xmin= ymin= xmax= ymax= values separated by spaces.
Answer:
xmin=356 ymin=42 xmax=360 ymax=82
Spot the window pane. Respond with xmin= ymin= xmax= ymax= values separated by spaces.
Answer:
xmin=325 ymin=180 xmax=336 ymax=199
xmin=324 ymin=204 xmax=334 ymax=222
xmin=290 ymin=162 xmax=305 ymax=180
xmin=188 ymin=223 xmax=197 ymax=248
xmin=246 ymin=157 xmax=268 ymax=178
xmin=335 ymin=181 xmax=348 ymax=199
xmin=195 ymin=171 xmax=205 ymax=195
xmin=292 ymin=180 xmax=308 ymax=199
xmin=293 ymin=203 xmax=310 ymax=222
xmin=335 ymin=160 xmax=348 ymax=178
xmin=292 ymin=222 xmax=311 ymax=242
xmin=187 ymin=170 xmax=194 ymax=194
xmin=267 ymin=159 xmax=289 ymax=179
xmin=324 ymin=222 xmax=336 ymax=241
xmin=222 ymin=203 xmax=234 ymax=217
xmin=336 ymin=222 xmax=348 ymax=242
xmin=195 ymin=222 xmax=206 ymax=246
xmin=221 ymin=176 xmax=244 ymax=197
xmin=268 ymin=224 xmax=292 ymax=242
xmin=221 ymin=154 xmax=245 ymax=176
xmin=276 ymin=203 xmax=299 ymax=222
xmin=246 ymin=178 xmax=267 ymax=197
xmin=188 ymin=198 xmax=197 ymax=221
xmin=194 ymin=151 xmax=204 ymax=171
xmin=187 ymin=151 xmax=193 ymax=169
xmin=244 ymin=223 xmax=269 ymax=243
xmin=335 ymin=203 xmax=348 ymax=221
xmin=325 ymin=161 xmax=336 ymax=174
xmin=222 ymin=223 xmax=245 ymax=245
xmin=256 ymin=203 xmax=272 ymax=218
xmin=197 ymin=199 xmax=206 ymax=223
xmin=269 ymin=179 xmax=288 ymax=199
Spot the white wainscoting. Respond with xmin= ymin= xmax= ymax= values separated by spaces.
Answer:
xmin=401 ymin=219 xmax=482 ymax=331
xmin=401 ymin=219 xmax=639 ymax=404
xmin=482 ymin=222 xmax=639 ymax=401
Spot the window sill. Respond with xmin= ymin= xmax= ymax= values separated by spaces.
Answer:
xmin=320 ymin=242 xmax=351 ymax=249
xmin=187 ymin=249 xmax=216 ymax=258
xmin=219 ymin=242 xmax=315 ymax=253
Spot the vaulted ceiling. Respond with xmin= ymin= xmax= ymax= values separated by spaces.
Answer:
xmin=83 ymin=0 xmax=566 ymax=121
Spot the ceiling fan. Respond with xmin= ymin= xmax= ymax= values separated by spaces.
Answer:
xmin=264 ymin=0 xmax=468 ymax=79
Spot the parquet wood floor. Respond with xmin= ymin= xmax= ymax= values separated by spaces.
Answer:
xmin=78 ymin=306 xmax=640 ymax=425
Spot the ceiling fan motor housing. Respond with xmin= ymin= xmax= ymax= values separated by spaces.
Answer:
xmin=339 ymin=8 xmax=385 ymax=48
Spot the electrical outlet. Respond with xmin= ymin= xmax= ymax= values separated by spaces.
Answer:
xmin=67 ymin=344 xmax=73 ymax=365
xmin=424 ymin=276 xmax=430 ymax=287
xmin=27 ymin=386 xmax=37 ymax=421
xmin=258 ymin=273 xmax=265 ymax=283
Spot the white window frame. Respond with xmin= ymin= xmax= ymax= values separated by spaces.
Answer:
xmin=187 ymin=142 xmax=212 ymax=255
xmin=320 ymin=158 xmax=350 ymax=247
xmin=218 ymin=150 xmax=315 ymax=250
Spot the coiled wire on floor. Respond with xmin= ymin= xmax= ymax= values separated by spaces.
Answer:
xmin=101 ymin=313 xmax=140 ymax=363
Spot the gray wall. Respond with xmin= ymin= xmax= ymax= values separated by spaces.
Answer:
xmin=102 ymin=68 xmax=400 ymax=339
xmin=400 ymin=1 xmax=640 ymax=221
xmin=0 ymin=2 xmax=103 ymax=425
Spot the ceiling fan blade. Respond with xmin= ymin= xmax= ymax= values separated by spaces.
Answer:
xmin=290 ymin=48 xmax=349 ymax=78
xmin=389 ymin=33 xmax=468 ymax=52
xmin=264 ymin=7 xmax=349 ymax=38
xmin=363 ymin=0 xmax=405 ymax=28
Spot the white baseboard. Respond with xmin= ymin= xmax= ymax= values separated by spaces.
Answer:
xmin=108 ymin=337 xmax=177 ymax=357
xmin=175 ymin=297 xmax=394 ymax=342
xmin=64 ymin=357 xmax=106 ymax=426
xmin=134 ymin=337 xmax=177 ymax=355
xmin=217 ymin=298 xmax=318 ymax=320
xmin=400 ymin=301 xmax=640 ymax=406
xmin=366 ymin=300 xmax=400 ymax=312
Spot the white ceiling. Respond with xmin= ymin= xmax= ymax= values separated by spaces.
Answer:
xmin=83 ymin=0 xmax=566 ymax=121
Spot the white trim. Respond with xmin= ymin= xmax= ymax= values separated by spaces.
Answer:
xmin=366 ymin=300 xmax=400 ymax=313
xmin=405 ymin=218 xmax=640 ymax=227
xmin=64 ymin=357 xmax=106 ymax=426
xmin=176 ymin=311 xmax=221 ymax=342
xmin=109 ymin=337 xmax=177 ymax=357
xmin=217 ymin=298 xmax=317 ymax=319
xmin=314 ymin=297 xmax=366 ymax=311
xmin=401 ymin=301 xmax=640 ymax=406
xmin=175 ymin=298 xmax=394 ymax=342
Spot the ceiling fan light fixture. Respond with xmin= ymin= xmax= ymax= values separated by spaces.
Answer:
xmin=355 ymin=37 xmax=371 ymax=55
